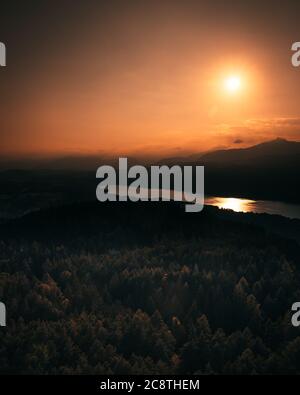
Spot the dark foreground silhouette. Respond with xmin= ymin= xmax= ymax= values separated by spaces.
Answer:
xmin=1 ymin=201 xmax=300 ymax=374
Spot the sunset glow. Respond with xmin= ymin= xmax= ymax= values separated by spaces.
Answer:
xmin=1 ymin=1 xmax=300 ymax=160
xmin=224 ymin=76 xmax=241 ymax=93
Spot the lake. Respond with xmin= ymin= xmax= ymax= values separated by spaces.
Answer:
xmin=117 ymin=186 xmax=300 ymax=220
xmin=205 ymin=196 xmax=300 ymax=220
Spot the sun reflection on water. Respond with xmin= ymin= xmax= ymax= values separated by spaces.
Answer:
xmin=205 ymin=197 xmax=256 ymax=213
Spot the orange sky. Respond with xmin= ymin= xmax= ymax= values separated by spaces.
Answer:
xmin=1 ymin=1 xmax=300 ymax=159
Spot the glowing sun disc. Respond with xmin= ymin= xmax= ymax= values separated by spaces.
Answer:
xmin=224 ymin=76 xmax=241 ymax=93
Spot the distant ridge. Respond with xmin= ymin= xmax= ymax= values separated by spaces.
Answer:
xmin=197 ymin=138 xmax=300 ymax=165
xmin=184 ymin=138 xmax=300 ymax=203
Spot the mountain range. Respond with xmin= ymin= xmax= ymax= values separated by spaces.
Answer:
xmin=191 ymin=138 xmax=300 ymax=203
xmin=197 ymin=138 xmax=300 ymax=165
xmin=0 ymin=138 xmax=299 ymax=204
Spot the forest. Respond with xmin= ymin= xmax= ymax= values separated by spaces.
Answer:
xmin=0 ymin=201 xmax=300 ymax=374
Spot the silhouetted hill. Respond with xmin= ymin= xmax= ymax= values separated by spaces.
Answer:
xmin=1 ymin=200 xmax=300 ymax=247
xmin=152 ymin=139 xmax=300 ymax=203
xmin=189 ymin=139 xmax=300 ymax=203
xmin=199 ymin=138 xmax=300 ymax=165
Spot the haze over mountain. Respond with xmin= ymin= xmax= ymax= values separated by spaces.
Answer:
xmin=1 ymin=138 xmax=299 ymax=171
xmin=0 ymin=154 xmax=154 ymax=172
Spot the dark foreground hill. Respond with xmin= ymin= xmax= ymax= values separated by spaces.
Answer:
xmin=1 ymin=201 xmax=300 ymax=374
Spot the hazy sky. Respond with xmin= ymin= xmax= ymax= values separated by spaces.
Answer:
xmin=1 ymin=0 xmax=300 ymax=159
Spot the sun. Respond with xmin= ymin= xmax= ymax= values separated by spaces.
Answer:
xmin=224 ymin=75 xmax=241 ymax=93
